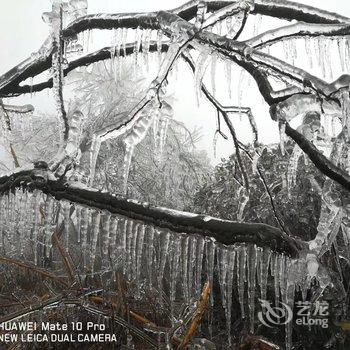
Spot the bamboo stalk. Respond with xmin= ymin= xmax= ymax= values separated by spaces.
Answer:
xmin=178 ymin=281 xmax=211 ymax=349
xmin=0 ymin=256 xmax=68 ymax=287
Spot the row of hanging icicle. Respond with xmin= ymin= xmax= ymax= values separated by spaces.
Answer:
xmin=0 ymin=187 xmax=312 ymax=349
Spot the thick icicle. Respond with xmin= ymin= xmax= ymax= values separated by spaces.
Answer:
xmin=125 ymin=219 xmax=135 ymax=279
xmin=273 ymin=253 xmax=281 ymax=306
xmin=225 ymin=61 xmax=232 ymax=98
xmin=157 ymin=230 xmax=170 ymax=292
xmin=284 ymin=259 xmax=299 ymax=350
xmin=169 ymin=234 xmax=181 ymax=318
xmin=324 ymin=39 xmax=333 ymax=80
xmin=62 ymin=201 xmax=71 ymax=250
xmin=210 ymin=53 xmax=217 ymax=96
xmin=142 ymin=29 xmax=151 ymax=70
xmin=337 ymin=38 xmax=347 ymax=72
xmin=90 ymin=211 xmax=101 ymax=272
xmin=135 ymin=224 xmax=145 ymax=291
xmin=237 ymin=245 xmax=247 ymax=316
xmin=194 ymin=50 xmax=211 ymax=106
xmin=122 ymin=107 xmax=156 ymax=192
xmin=205 ymin=239 xmax=215 ymax=306
xmin=195 ymin=237 xmax=205 ymax=294
xmin=217 ymin=246 xmax=228 ymax=309
xmin=156 ymin=30 xmax=163 ymax=64
xmin=122 ymin=143 xmax=134 ymax=195
xmin=278 ymin=255 xmax=287 ymax=307
xmin=237 ymin=189 xmax=249 ymax=222
xmin=247 ymin=245 xmax=258 ymax=333
xmin=110 ymin=216 xmax=119 ymax=264
xmin=80 ymin=207 xmax=89 ymax=271
xmin=75 ymin=205 xmax=81 ymax=243
xmin=259 ymin=248 xmax=271 ymax=301
xmin=31 ymin=190 xmax=41 ymax=264
xmin=218 ymin=246 xmax=235 ymax=346
xmin=187 ymin=235 xmax=197 ymax=297
xmin=44 ymin=195 xmax=54 ymax=258
xmin=317 ymin=37 xmax=327 ymax=78
xmin=287 ymin=144 xmax=303 ymax=188
xmin=279 ymin=122 xmax=286 ymax=155
xmin=102 ymin=212 xmax=111 ymax=258
xmin=155 ymin=102 xmax=173 ymax=160
xmin=289 ymin=39 xmax=297 ymax=66
xmin=147 ymin=226 xmax=155 ymax=288
xmin=119 ymin=219 xmax=127 ymax=275
xmin=181 ymin=236 xmax=190 ymax=300
xmin=17 ymin=190 xmax=27 ymax=256
xmin=89 ymin=135 xmax=101 ymax=186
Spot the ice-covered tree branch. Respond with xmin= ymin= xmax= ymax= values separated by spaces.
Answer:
xmin=284 ymin=123 xmax=350 ymax=191
xmin=171 ymin=0 xmax=350 ymax=24
xmin=245 ymin=22 xmax=350 ymax=48
xmin=0 ymin=165 xmax=305 ymax=257
xmin=1 ymin=3 xmax=343 ymax=100
xmin=1 ymin=42 xmax=169 ymax=96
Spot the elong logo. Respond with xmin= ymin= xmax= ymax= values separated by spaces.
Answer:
xmin=258 ymin=299 xmax=329 ymax=329
xmin=258 ymin=299 xmax=293 ymax=327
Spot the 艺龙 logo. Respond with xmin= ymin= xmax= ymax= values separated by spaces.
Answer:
xmin=258 ymin=299 xmax=293 ymax=327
